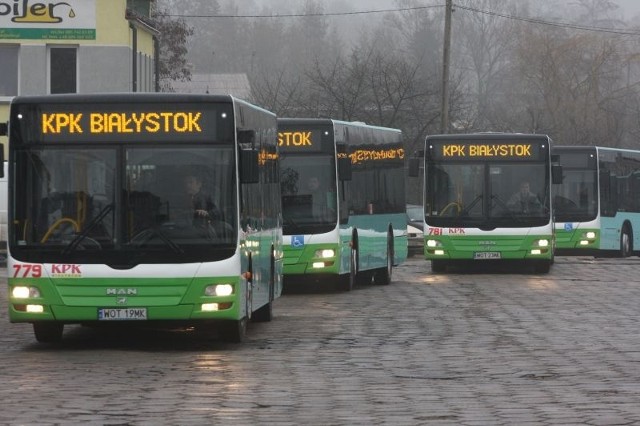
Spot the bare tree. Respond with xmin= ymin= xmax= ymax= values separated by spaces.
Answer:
xmin=151 ymin=2 xmax=193 ymax=91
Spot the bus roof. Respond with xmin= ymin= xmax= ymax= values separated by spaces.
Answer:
xmin=426 ymin=132 xmax=551 ymax=141
xmin=10 ymin=92 xmax=237 ymax=106
xmin=277 ymin=117 xmax=401 ymax=134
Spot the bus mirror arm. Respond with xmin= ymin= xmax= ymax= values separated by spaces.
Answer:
xmin=240 ymin=148 xmax=259 ymax=184
xmin=408 ymin=158 xmax=420 ymax=177
xmin=338 ymin=157 xmax=352 ymax=181
xmin=551 ymin=164 xmax=563 ymax=184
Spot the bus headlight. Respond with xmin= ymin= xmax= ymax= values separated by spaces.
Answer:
xmin=12 ymin=286 xmax=41 ymax=299
xmin=426 ymin=239 xmax=442 ymax=248
xmin=537 ymin=239 xmax=549 ymax=247
xmin=585 ymin=231 xmax=596 ymax=239
xmin=204 ymin=284 xmax=234 ymax=297
xmin=315 ymin=249 xmax=335 ymax=258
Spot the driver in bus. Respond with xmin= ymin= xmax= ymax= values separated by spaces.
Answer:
xmin=507 ymin=181 xmax=542 ymax=213
xmin=183 ymin=174 xmax=221 ymax=226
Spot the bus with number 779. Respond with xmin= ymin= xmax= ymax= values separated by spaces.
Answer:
xmin=2 ymin=93 xmax=283 ymax=343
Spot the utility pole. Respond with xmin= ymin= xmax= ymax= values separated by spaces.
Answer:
xmin=440 ymin=0 xmax=453 ymax=134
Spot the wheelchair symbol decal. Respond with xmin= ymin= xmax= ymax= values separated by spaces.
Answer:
xmin=291 ymin=235 xmax=305 ymax=248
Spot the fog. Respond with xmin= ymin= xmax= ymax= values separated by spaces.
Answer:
xmin=157 ymin=0 xmax=640 ymax=152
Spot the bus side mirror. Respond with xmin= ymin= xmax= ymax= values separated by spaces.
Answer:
xmin=338 ymin=157 xmax=352 ymax=181
xmin=408 ymin=158 xmax=421 ymax=177
xmin=551 ymin=164 xmax=563 ymax=184
xmin=240 ymin=148 xmax=259 ymax=183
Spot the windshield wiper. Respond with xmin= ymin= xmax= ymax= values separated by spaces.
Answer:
xmin=460 ymin=195 xmax=483 ymax=216
xmin=490 ymin=195 xmax=525 ymax=223
xmin=62 ymin=204 xmax=114 ymax=255
xmin=132 ymin=227 xmax=184 ymax=254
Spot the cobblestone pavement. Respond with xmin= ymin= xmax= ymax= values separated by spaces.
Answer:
xmin=1 ymin=257 xmax=640 ymax=425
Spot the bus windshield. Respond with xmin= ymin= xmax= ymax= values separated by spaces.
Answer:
xmin=426 ymin=162 xmax=550 ymax=228
xmin=280 ymin=154 xmax=337 ymax=234
xmin=552 ymin=152 xmax=598 ymax=223
xmin=12 ymin=145 xmax=237 ymax=265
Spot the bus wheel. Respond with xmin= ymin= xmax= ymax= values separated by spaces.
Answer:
xmin=253 ymin=251 xmax=275 ymax=322
xmin=33 ymin=322 xmax=64 ymax=343
xmin=534 ymin=260 xmax=552 ymax=274
xmin=219 ymin=318 xmax=247 ymax=343
xmin=620 ymin=227 xmax=631 ymax=257
xmin=431 ymin=260 xmax=447 ymax=273
xmin=374 ymin=236 xmax=393 ymax=285
xmin=342 ymin=247 xmax=358 ymax=291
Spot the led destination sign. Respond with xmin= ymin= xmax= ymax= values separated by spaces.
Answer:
xmin=41 ymin=112 xmax=203 ymax=135
xmin=278 ymin=127 xmax=333 ymax=152
xmin=278 ymin=131 xmax=312 ymax=147
xmin=431 ymin=141 xmax=545 ymax=161
xmin=18 ymin=103 xmax=227 ymax=143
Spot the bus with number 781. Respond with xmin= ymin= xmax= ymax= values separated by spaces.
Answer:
xmin=410 ymin=133 xmax=561 ymax=273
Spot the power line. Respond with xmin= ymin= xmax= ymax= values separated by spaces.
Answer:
xmin=157 ymin=5 xmax=443 ymax=19
xmin=157 ymin=2 xmax=640 ymax=37
xmin=454 ymin=4 xmax=640 ymax=37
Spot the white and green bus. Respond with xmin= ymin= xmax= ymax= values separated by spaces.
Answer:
xmin=278 ymin=118 xmax=407 ymax=291
xmin=411 ymin=133 xmax=560 ymax=273
xmin=3 ymin=93 xmax=282 ymax=343
xmin=553 ymin=146 xmax=640 ymax=257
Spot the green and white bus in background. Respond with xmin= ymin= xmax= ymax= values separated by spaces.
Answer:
xmin=3 ymin=93 xmax=282 ymax=343
xmin=411 ymin=133 xmax=560 ymax=273
xmin=553 ymin=146 xmax=640 ymax=257
xmin=278 ymin=118 xmax=407 ymax=291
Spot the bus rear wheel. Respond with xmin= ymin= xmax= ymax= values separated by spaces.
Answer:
xmin=33 ymin=322 xmax=64 ymax=343
xmin=620 ymin=227 xmax=632 ymax=257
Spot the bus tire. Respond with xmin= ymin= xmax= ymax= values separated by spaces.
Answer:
xmin=431 ymin=260 xmax=447 ymax=273
xmin=33 ymin=322 xmax=64 ymax=343
xmin=620 ymin=226 xmax=632 ymax=258
xmin=253 ymin=251 xmax=275 ymax=323
xmin=342 ymin=246 xmax=358 ymax=292
xmin=534 ymin=260 xmax=552 ymax=274
xmin=219 ymin=318 xmax=247 ymax=343
xmin=374 ymin=232 xmax=394 ymax=285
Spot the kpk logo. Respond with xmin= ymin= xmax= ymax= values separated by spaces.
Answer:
xmin=0 ymin=0 xmax=76 ymax=24
xmin=51 ymin=264 xmax=82 ymax=277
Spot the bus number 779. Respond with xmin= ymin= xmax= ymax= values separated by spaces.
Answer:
xmin=12 ymin=264 xmax=42 ymax=278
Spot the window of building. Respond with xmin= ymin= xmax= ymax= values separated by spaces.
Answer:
xmin=49 ymin=46 xmax=77 ymax=94
xmin=0 ymin=45 xmax=19 ymax=96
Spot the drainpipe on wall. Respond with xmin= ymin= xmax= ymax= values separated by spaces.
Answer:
xmin=153 ymin=35 xmax=160 ymax=92
xmin=130 ymin=22 xmax=138 ymax=92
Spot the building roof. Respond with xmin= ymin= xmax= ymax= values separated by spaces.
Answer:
xmin=170 ymin=73 xmax=252 ymax=99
